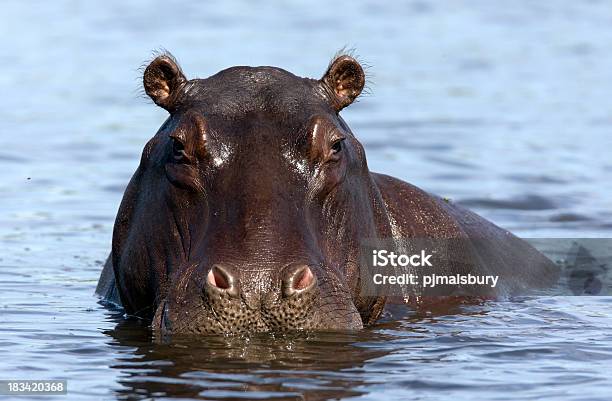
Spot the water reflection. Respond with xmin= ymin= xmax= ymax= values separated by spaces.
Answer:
xmin=99 ymin=300 xmax=499 ymax=400
xmin=104 ymin=316 xmax=394 ymax=400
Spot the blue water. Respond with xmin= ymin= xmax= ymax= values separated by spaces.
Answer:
xmin=1 ymin=1 xmax=611 ymax=399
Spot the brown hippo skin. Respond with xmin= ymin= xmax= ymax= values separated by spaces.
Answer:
xmin=96 ymin=52 xmax=558 ymax=335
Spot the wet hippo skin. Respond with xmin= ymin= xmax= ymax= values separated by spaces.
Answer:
xmin=96 ymin=52 xmax=558 ymax=335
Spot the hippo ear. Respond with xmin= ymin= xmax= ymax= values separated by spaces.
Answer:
xmin=143 ymin=54 xmax=187 ymax=111
xmin=321 ymin=55 xmax=365 ymax=111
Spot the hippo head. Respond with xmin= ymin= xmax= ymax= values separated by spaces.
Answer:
xmin=112 ymin=52 xmax=390 ymax=335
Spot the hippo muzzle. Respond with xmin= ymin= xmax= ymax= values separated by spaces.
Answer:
xmin=153 ymin=262 xmax=363 ymax=335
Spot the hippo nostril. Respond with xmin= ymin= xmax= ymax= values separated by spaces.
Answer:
xmin=283 ymin=264 xmax=317 ymax=297
xmin=208 ymin=266 xmax=229 ymax=289
xmin=294 ymin=266 xmax=315 ymax=290
xmin=206 ymin=264 xmax=239 ymax=297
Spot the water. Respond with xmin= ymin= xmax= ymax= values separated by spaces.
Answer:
xmin=1 ymin=1 xmax=612 ymax=399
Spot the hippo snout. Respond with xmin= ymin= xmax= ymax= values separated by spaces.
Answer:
xmin=202 ymin=263 xmax=320 ymax=332
xmin=154 ymin=262 xmax=348 ymax=335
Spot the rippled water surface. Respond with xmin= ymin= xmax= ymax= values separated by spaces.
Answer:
xmin=1 ymin=1 xmax=612 ymax=400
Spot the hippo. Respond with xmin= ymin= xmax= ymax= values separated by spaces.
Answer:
xmin=96 ymin=52 xmax=558 ymax=335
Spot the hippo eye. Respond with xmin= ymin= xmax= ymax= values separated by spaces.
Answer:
xmin=171 ymin=138 xmax=186 ymax=161
xmin=331 ymin=138 xmax=345 ymax=154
